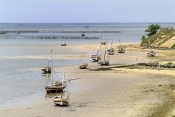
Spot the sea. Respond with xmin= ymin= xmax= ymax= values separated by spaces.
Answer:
xmin=0 ymin=23 xmax=175 ymax=110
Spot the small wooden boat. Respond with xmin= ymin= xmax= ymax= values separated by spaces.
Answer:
xmin=91 ymin=50 xmax=101 ymax=62
xmin=81 ymin=33 xmax=85 ymax=37
xmin=108 ymin=51 xmax=114 ymax=55
xmin=118 ymin=45 xmax=125 ymax=53
xmin=99 ymin=59 xmax=109 ymax=65
xmin=101 ymin=40 xmax=107 ymax=45
xmin=42 ymin=66 xmax=51 ymax=73
xmin=42 ymin=50 xmax=52 ymax=74
xmin=99 ymin=45 xmax=109 ymax=65
xmin=53 ymin=92 xmax=70 ymax=106
xmin=79 ymin=63 xmax=88 ymax=69
xmin=147 ymin=47 xmax=156 ymax=57
xmin=45 ymin=81 xmax=66 ymax=93
xmin=45 ymin=72 xmax=67 ymax=93
xmin=61 ymin=42 xmax=67 ymax=46
xmin=107 ymin=40 xmax=114 ymax=55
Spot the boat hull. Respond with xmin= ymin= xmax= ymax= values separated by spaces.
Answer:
xmin=45 ymin=86 xmax=66 ymax=93
xmin=99 ymin=60 xmax=109 ymax=65
xmin=108 ymin=51 xmax=114 ymax=55
xmin=79 ymin=63 xmax=88 ymax=69
xmin=91 ymin=55 xmax=100 ymax=62
xmin=42 ymin=66 xmax=51 ymax=73
xmin=118 ymin=50 xmax=125 ymax=53
xmin=53 ymin=96 xmax=69 ymax=106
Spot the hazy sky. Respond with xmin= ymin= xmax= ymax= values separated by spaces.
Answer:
xmin=0 ymin=0 xmax=175 ymax=23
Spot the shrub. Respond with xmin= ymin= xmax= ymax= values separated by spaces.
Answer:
xmin=167 ymin=62 xmax=173 ymax=66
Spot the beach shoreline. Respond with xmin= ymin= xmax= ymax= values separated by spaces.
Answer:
xmin=1 ymin=42 xmax=175 ymax=117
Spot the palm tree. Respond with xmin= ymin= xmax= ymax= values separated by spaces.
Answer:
xmin=145 ymin=24 xmax=161 ymax=37
xmin=141 ymin=35 xmax=146 ymax=41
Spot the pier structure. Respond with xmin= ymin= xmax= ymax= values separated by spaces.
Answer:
xmin=0 ymin=35 xmax=100 ymax=39
xmin=0 ymin=30 xmax=121 ymax=34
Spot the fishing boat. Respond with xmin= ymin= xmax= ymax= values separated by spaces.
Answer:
xmin=101 ymin=35 xmax=107 ymax=45
xmin=91 ymin=34 xmax=103 ymax=62
xmin=79 ymin=63 xmax=88 ymax=69
xmin=81 ymin=33 xmax=85 ymax=37
xmin=61 ymin=42 xmax=67 ymax=46
xmin=42 ymin=50 xmax=52 ymax=73
xmin=99 ymin=36 xmax=109 ymax=65
xmin=118 ymin=45 xmax=125 ymax=53
xmin=147 ymin=46 xmax=156 ymax=57
xmin=101 ymin=41 xmax=107 ymax=45
xmin=53 ymin=92 xmax=70 ymax=106
xmin=118 ymin=39 xmax=125 ymax=53
xmin=91 ymin=49 xmax=101 ymax=62
xmin=107 ymin=40 xmax=114 ymax=55
xmin=45 ymin=72 xmax=67 ymax=93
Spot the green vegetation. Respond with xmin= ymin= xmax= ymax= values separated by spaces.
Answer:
xmin=167 ymin=62 xmax=173 ymax=66
xmin=141 ymin=24 xmax=175 ymax=47
xmin=141 ymin=24 xmax=161 ymax=45
xmin=145 ymin=24 xmax=161 ymax=37
xmin=171 ymin=43 xmax=175 ymax=49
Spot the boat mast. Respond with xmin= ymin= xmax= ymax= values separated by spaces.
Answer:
xmin=104 ymin=40 xmax=107 ymax=60
xmin=110 ymin=40 xmax=113 ymax=49
xmin=50 ymin=50 xmax=53 ymax=85
xmin=62 ymin=72 xmax=65 ymax=82
xmin=99 ymin=34 xmax=102 ymax=59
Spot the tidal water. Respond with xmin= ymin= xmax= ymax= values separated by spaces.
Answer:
xmin=0 ymin=23 xmax=174 ymax=109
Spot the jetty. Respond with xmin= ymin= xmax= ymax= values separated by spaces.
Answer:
xmin=0 ymin=30 xmax=121 ymax=34
xmin=0 ymin=35 xmax=100 ymax=39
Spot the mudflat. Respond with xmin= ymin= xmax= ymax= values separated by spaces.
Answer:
xmin=1 ymin=43 xmax=175 ymax=117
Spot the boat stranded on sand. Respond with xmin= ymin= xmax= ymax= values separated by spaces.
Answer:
xmin=107 ymin=40 xmax=114 ymax=55
xmin=98 ymin=35 xmax=109 ymax=66
xmin=61 ymin=42 xmax=67 ymax=46
xmin=91 ymin=49 xmax=101 ymax=62
xmin=53 ymin=92 xmax=70 ymax=106
xmin=147 ymin=46 xmax=156 ymax=57
xmin=79 ymin=63 xmax=88 ymax=69
xmin=45 ymin=72 xmax=67 ymax=93
xmin=118 ymin=45 xmax=125 ymax=53
xmin=42 ymin=50 xmax=52 ymax=73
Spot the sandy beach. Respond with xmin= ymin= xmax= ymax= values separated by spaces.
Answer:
xmin=1 ymin=42 xmax=175 ymax=117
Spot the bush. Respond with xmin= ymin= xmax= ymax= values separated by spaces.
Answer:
xmin=171 ymin=43 xmax=175 ymax=49
xmin=167 ymin=62 xmax=173 ymax=66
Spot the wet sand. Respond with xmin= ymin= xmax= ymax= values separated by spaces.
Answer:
xmin=1 ymin=43 xmax=175 ymax=117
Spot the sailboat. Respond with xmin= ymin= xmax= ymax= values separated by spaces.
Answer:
xmin=45 ymin=70 xmax=67 ymax=93
xmin=118 ymin=45 xmax=125 ymax=53
xmin=42 ymin=50 xmax=52 ymax=73
xmin=53 ymin=91 xmax=70 ymax=106
xmin=101 ymin=35 xmax=107 ymax=45
xmin=61 ymin=42 xmax=67 ymax=46
xmin=147 ymin=46 xmax=156 ymax=57
xmin=91 ymin=49 xmax=101 ymax=62
xmin=91 ymin=34 xmax=102 ymax=62
xmin=107 ymin=40 xmax=114 ymax=55
xmin=118 ymin=40 xmax=125 ymax=53
xmin=99 ymin=36 xmax=109 ymax=65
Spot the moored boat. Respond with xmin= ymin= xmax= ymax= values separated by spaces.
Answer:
xmin=45 ymin=71 xmax=67 ymax=93
xmin=42 ymin=50 xmax=52 ymax=73
xmin=53 ymin=92 xmax=70 ymax=106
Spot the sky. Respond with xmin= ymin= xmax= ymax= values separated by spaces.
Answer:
xmin=0 ymin=0 xmax=175 ymax=23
